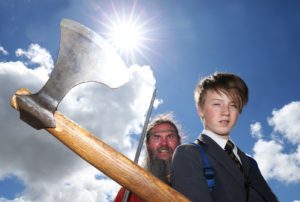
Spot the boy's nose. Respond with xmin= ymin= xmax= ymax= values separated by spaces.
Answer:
xmin=221 ymin=105 xmax=230 ymax=115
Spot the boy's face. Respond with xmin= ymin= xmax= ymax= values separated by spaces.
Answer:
xmin=198 ymin=90 xmax=239 ymax=136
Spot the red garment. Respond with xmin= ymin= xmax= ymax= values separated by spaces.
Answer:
xmin=114 ymin=187 xmax=144 ymax=202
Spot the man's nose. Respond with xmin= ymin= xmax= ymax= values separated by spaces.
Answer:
xmin=159 ymin=137 xmax=168 ymax=145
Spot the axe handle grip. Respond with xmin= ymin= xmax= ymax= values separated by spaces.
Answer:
xmin=11 ymin=88 xmax=190 ymax=202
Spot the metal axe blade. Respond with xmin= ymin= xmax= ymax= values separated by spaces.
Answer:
xmin=16 ymin=19 xmax=130 ymax=129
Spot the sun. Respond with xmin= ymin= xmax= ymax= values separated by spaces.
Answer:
xmin=94 ymin=1 xmax=155 ymax=64
xmin=107 ymin=18 xmax=145 ymax=59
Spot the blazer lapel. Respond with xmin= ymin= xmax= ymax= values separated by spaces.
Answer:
xmin=238 ymin=149 xmax=251 ymax=177
xmin=199 ymin=135 xmax=245 ymax=187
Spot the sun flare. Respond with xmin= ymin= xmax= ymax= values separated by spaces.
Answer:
xmin=104 ymin=17 xmax=151 ymax=64
xmin=95 ymin=2 xmax=155 ymax=64
xmin=108 ymin=20 xmax=144 ymax=55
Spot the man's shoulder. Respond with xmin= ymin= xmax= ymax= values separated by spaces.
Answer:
xmin=114 ymin=187 xmax=126 ymax=202
xmin=114 ymin=187 xmax=144 ymax=202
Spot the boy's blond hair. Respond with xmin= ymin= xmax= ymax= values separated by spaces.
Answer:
xmin=194 ymin=72 xmax=248 ymax=113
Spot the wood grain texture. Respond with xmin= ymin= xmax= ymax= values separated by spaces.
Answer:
xmin=11 ymin=88 xmax=190 ymax=202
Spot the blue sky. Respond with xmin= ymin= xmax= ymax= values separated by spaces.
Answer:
xmin=1 ymin=0 xmax=300 ymax=201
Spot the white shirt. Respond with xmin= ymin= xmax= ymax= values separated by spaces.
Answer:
xmin=199 ymin=129 xmax=242 ymax=164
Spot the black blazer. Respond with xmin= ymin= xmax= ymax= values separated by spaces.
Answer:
xmin=170 ymin=135 xmax=278 ymax=202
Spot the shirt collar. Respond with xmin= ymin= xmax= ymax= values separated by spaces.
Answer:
xmin=199 ymin=129 xmax=241 ymax=162
xmin=201 ymin=129 xmax=229 ymax=149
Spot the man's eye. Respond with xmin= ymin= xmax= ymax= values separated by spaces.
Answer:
xmin=151 ymin=136 xmax=160 ymax=141
xmin=168 ymin=134 xmax=177 ymax=139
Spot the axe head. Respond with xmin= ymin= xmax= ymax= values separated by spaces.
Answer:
xmin=16 ymin=19 xmax=130 ymax=129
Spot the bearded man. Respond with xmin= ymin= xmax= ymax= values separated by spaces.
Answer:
xmin=114 ymin=113 xmax=182 ymax=202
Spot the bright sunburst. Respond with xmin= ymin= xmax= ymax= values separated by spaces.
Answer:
xmin=107 ymin=18 xmax=145 ymax=60
xmin=95 ymin=1 xmax=155 ymax=64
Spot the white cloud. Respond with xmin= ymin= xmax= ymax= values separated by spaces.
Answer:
xmin=251 ymin=102 xmax=300 ymax=184
xmin=253 ymin=139 xmax=300 ymax=184
xmin=0 ymin=45 xmax=9 ymax=56
xmin=15 ymin=44 xmax=53 ymax=75
xmin=0 ymin=44 xmax=158 ymax=201
xmin=153 ymin=98 xmax=163 ymax=109
xmin=250 ymin=122 xmax=263 ymax=139
xmin=268 ymin=101 xmax=300 ymax=145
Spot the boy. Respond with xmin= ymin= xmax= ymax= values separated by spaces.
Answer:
xmin=171 ymin=72 xmax=278 ymax=202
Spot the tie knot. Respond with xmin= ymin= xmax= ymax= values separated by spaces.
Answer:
xmin=225 ymin=140 xmax=235 ymax=152
xmin=224 ymin=140 xmax=243 ymax=172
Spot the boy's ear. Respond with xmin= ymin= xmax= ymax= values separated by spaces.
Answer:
xmin=197 ymin=106 xmax=204 ymax=118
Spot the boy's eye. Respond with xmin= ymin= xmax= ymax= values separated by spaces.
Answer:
xmin=230 ymin=104 xmax=238 ymax=109
xmin=230 ymin=103 xmax=238 ymax=107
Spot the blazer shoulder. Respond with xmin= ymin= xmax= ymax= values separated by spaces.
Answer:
xmin=175 ymin=142 xmax=199 ymax=153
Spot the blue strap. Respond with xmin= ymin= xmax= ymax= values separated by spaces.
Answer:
xmin=192 ymin=142 xmax=215 ymax=191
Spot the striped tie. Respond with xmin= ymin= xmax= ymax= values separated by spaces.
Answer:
xmin=225 ymin=140 xmax=243 ymax=172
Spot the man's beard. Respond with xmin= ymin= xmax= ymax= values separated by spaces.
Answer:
xmin=145 ymin=150 xmax=172 ymax=184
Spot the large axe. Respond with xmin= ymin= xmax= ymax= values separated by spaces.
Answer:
xmin=10 ymin=19 xmax=189 ymax=202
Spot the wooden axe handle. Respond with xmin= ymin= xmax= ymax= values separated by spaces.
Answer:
xmin=11 ymin=88 xmax=190 ymax=202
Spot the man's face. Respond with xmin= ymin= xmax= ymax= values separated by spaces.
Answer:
xmin=198 ymin=90 xmax=239 ymax=136
xmin=147 ymin=123 xmax=180 ymax=161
